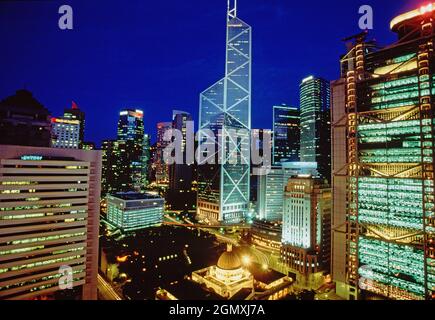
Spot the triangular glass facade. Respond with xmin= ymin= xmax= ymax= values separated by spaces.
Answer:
xmin=197 ymin=1 xmax=251 ymax=224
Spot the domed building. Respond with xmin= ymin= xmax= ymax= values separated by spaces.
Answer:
xmin=192 ymin=244 xmax=254 ymax=299
xmin=156 ymin=243 xmax=294 ymax=301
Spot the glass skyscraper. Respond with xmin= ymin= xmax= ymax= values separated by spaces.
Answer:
xmin=273 ymin=105 xmax=300 ymax=164
xmin=300 ymin=76 xmax=331 ymax=182
xmin=332 ymin=5 xmax=435 ymax=300
xmin=101 ymin=110 xmax=146 ymax=195
xmin=197 ymin=0 xmax=251 ymax=224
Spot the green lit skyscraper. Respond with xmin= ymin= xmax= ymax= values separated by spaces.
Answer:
xmin=332 ymin=4 xmax=435 ymax=300
xmin=197 ymin=0 xmax=251 ymax=224
xmin=300 ymin=76 xmax=331 ymax=182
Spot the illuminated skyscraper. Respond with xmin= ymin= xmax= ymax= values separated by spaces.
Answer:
xmin=197 ymin=0 xmax=251 ymax=224
xmin=51 ymin=117 xmax=80 ymax=149
xmin=300 ymin=76 xmax=331 ymax=182
xmin=142 ymin=133 xmax=151 ymax=186
xmin=64 ymin=101 xmax=85 ymax=148
xmin=332 ymin=4 xmax=435 ymax=300
xmin=281 ymin=176 xmax=331 ymax=278
xmin=0 ymin=145 xmax=101 ymax=300
xmin=168 ymin=111 xmax=195 ymax=210
xmin=155 ymin=121 xmax=172 ymax=184
xmin=256 ymin=162 xmax=318 ymax=222
xmin=273 ymin=105 xmax=300 ymax=164
xmin=101 ymin=110 xmax=146 ymax=195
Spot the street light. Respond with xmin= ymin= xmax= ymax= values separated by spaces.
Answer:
xmin=242 ymin=255 xmax=251 ymax=266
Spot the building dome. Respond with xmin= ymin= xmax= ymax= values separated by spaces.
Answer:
xmin=217 ymin=244 xmax=241 ymax=270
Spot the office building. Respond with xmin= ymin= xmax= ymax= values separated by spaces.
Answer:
xmin=273 ymin=105 xmax=300 ymax=164
xmin=300 ymin=76 xmax=331 ymax=182
xmin=0 ymin=90 xmax=51 ymax=147
xmin=251 ymin=129 xmax=273 ymax=203
xmin=63 ymin=101 xmax=85 ymax=148
xmin=256 ymin=162 xmax=318 ymax=221
xmin=51 ymin=117 xmax=80 ymax=149
xmin=281 ymin=176 xmax=331 ymax=278
xmin=168 ymin=111 xmax=195 ymax=211
xmin=106 ymin=192 xmax=164 ymax=233
xmin=0 ymin=145 xmax=101 ymax=300
xmin=101 ymin=110 xmax=146 ymax=195
xmin=197 ymin=0 xmax=251 ymax=224
xmin=155 ymin=121 xmax=172 ymax=184
xmin=249 ymin=220 xmax=282 ymax=252
xmin=142 ymin=133 xmax=151 ymax=187
xmin=332 ymin=4 xmax=435 ymax=300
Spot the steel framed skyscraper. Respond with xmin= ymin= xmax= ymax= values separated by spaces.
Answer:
xmin=197 ymin=0 xmax=251 ymax=224
xmin=332 ymin=4 xmax=435 ymax=300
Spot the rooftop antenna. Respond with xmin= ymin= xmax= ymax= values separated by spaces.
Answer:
xmin=228 ymin=0 xmax=237 ymax=21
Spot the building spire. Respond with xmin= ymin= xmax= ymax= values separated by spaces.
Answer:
xmin=228 ymin=0 xmax=237 ymax=21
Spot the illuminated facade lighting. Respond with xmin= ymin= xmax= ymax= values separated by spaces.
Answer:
xmin=106 ymin=192 xmax=164 ymax=233
xmin=51 ymin=117 xmax=80 ymax=149
xmin=197 ymin=0 xmax=252 ymax=224
xmin=0 ymin=145 xmax=101 ymax=300
xmin=332 ymin=6 xmax=435 ymax=300
xmin=281 ymin=176 xmax=331 ymax=276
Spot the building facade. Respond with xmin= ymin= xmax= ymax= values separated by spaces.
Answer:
xmin=0 ymin=90 xmax=52 ymax=148
xmin=155 ymin=121 xmax=172 ymax=184
xmin=63 ymin=101 xmax=85 ymax=148
xmin=299 ymin=76 xmax=331 ymax=182
xmin=168 ymin=110 xmax=195 ymax=211
xmin=273 ymin=105 xmax=300 ymax=164
xmin=101 ymin=110 xmax=146 ymax=195
xmin=0 ymin=145 xmax=101 ymax=300
xmin=256 ymin=162 xmax=318 ymax=221
xmin=250 ymin=220 xmax=282 ymax=252
xmin=281 ymin=176 xmax=331 ymax=277
xmin=51 ymin=117 xmax=80 ymax=149
xmin=197 ymin=0 xmax=251 ymax=224
xmin=106 ymin=192 xmax=164 ymax=233
xmin=332 ymin=5 xmax=435 ymax=300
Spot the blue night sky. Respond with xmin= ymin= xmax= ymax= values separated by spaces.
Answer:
xmin=0 ymin=0 xmax=421 ymax=145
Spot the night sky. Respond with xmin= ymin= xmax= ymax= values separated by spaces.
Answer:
xmin=0 ymin=0 xmax=421 ymax=145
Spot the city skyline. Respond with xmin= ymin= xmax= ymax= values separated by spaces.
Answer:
xmin=2 ymin=0 xmax=435 ymax=303
xmin=0 ymin=0 xmax=417 ymax=145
